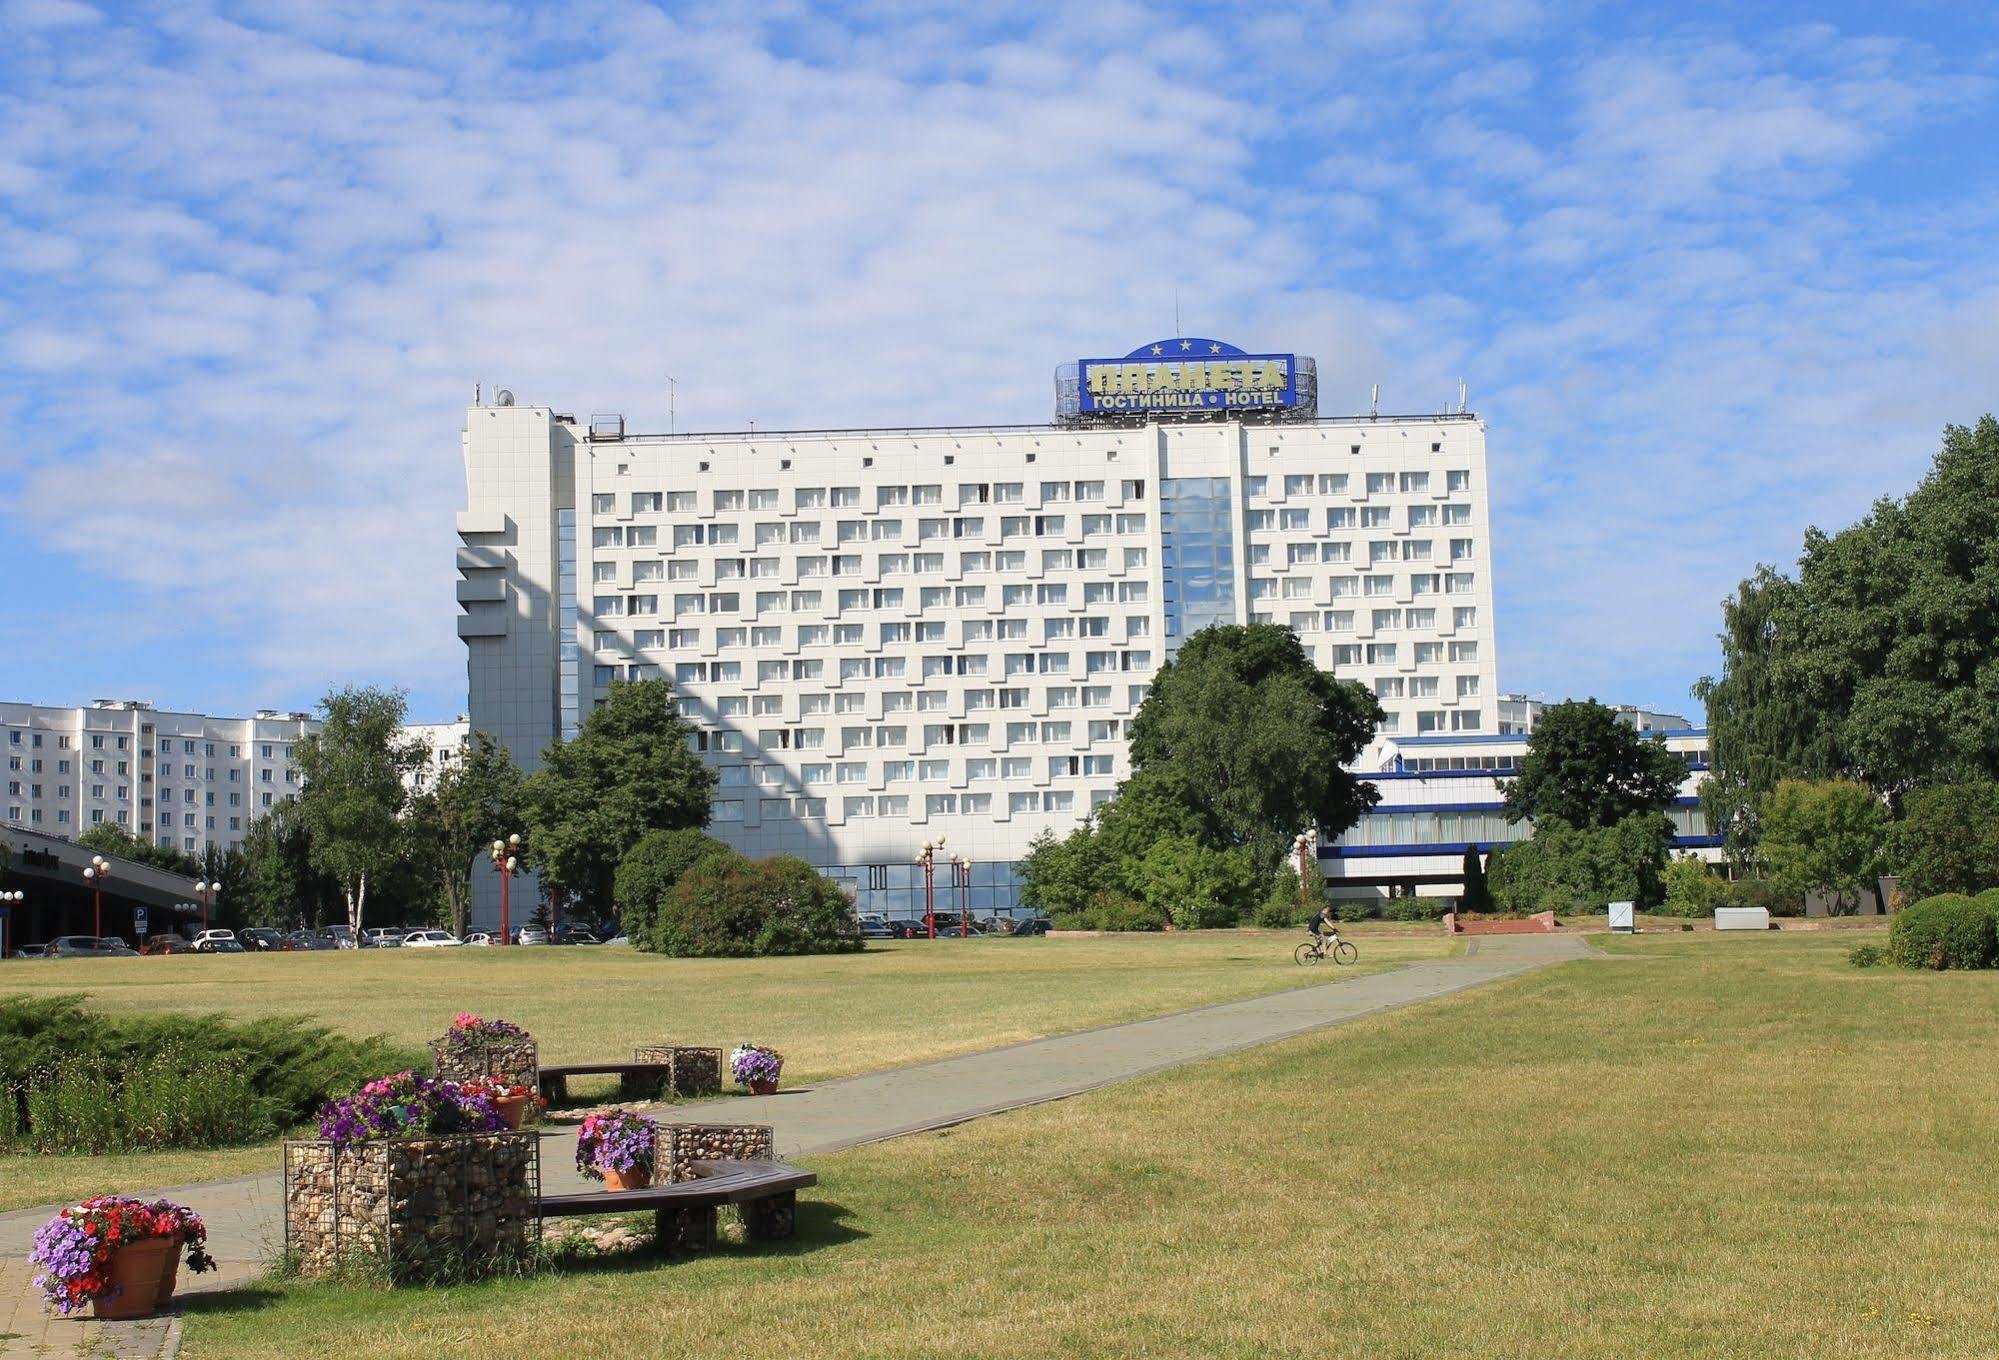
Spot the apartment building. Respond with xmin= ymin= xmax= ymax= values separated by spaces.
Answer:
xmin=0 ymin=700 xmax=314 ymax=856
xmin=457 ymin=340 xmax=1500 ymax=916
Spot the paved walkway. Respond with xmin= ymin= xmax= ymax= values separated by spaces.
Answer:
xmin=0 ymin=934 xmax=1588 ymax=1357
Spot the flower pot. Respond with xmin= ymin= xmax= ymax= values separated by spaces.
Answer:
xmin=492 ymin=1093 xmax=529 ymax=1130
xmin=91 ymin=1238 xmax=174 ymax=1321
xmin=748 ymin=1079 xmax=778 ymax=1096
xmin=602 ymin=1165 xmax=651 ymax=1192
xmin=156 ymin=1246 xmax=181 ymax=1309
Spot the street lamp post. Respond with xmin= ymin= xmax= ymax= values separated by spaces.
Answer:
xmin=193 ymin=880 xmax=218 ymax=933
xmin=81 ymin=855 xmax=111 ymax=938
xmin=490 ymin=834 xmax=521 ymax=944
xmin=915 ymin=836 xmax=946 ymax=939
xmin=950 ymin=852 xmax=971 ymax=937
xmin=1293 ymin=831 xmax=1315 ymax=917
xmin=0 ymin=889 xmax=21 ymax=958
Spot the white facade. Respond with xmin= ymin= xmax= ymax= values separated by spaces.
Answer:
xmin=1 ymin=700 xmax=314 ymax=855
xmin=1324 ymin=720 xmax=1719 ymax=901
xmin=2 ymin=701 xmax=474 ymax=856
xmin=459 ymin=387 xmax=1500 ymax=917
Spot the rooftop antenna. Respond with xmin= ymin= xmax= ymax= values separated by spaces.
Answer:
xmin=666 ymin=374 xmax=677 ymax=435
xmin=1458 ymin=377 xmax=1468 ymax=414
xmin=1173 ymin=288 xmax=1180 ymax=335
xmin=1369 ymin=383 xmax=1379 ymax=419
xmin=475 ymin=382 xmax=481 ymax=407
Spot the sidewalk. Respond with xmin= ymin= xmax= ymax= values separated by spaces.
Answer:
xmin=0 ymin=934 xmax=1588 ymax=1357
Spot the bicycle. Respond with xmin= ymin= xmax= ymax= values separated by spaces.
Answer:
xmin=1295 ymin=931 xmax=1358 ymax=966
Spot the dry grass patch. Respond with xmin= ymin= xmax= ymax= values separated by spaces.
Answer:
xmin=179 ymin=931 xmax=1999 ymax=1360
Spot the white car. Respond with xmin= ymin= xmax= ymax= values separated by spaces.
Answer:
xmin=400 ymin=930 xmax=463 ymax=948
xmin=361 ymin=927 xmax=404 ymax=948
xmin=464 ymin=932 xmax=496 ymax=947
xmin=190 ymin=929 xmax=242 ymax=953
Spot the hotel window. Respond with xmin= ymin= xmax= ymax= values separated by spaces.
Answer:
xmin=880 ymin=795 xmax=910 ymax=816
xmin=666 ymin=561 xmax=696 ymax=581
xmin=1451 ymin=538 xmax=1474 ymax=560
xmin=714 ymin=489 xmax=744 ymax=511
xmin=632 ymin=492 xmax=663 ymax=513
xmin=1332 ymin=644 xmax=1362 ymax=666
xmin=1040 ymin=481 xmax=1070 ymax=502
xmin=1280 ymin=508 xmax=1310 ymax=530
xmin=1403 ymin=541 xmax=1431 ymax=561
xmin=1366 ymin=643 xmax=1398 ymax=664
xmin=1449 ymin=640 xmax=1479 ymax=661
xmin=830 ymin=486 xmax=861 ymax=507
xmin=1009 ymin=791 xmax=1040 ymax=814
xmin=844 ymin=796 xmax=875 ymax=818
xmin=1318 ymin=474 xmax=1348 ymax=494
xmin=710 ymin=523 xmax=739 ymax=545
xmin=1327 ymin=507 xmax=1356 ymax=529
xmin=1411 ymin=676 xmax=1439 ymax=697
xmin=748 ymin=489 xmax=779 ymax=510
xmin=1457 ymin=675 xmax=1481 ymax=697
xmin=1075 ymin=480 xmax=1104 ymax=502
xmin=593 ymin=527 xmax=624 ymax=548
xmin=591 ymin=493 xmax=615 ymax=513
xmin=1407 ymin=505 xmax=1437 ymax=527
xmin=1417 ymin=710 xmax=1444 ymax=733
xmin=1247 ymin=509 xmax=1274 ymax=531
xmin=1451 ymin=709 xmax=1483 ymax=732
xmin=1119 ymin=479 xmax=1145 ymax=501
xmin=1446 ymin=573 xmax=1475 ymax=594
xmin=795 ymin=487 xmax=826 ymax=510
xmin=1283 ymin=474 xmax=1312 ymax=495
xmin=1375 ymin=678 xmax=1404 ymax=699
xmin=1407 ymin=608 xmax=1435 ymax=629
xmin=913 ymin=484 xmax=942 ymax=505
xmin=1399 ymin=472 xmax=1429 ymax=492
xmin=1447 ymin=470 xmax=1471 ymax=492
xmin=1361 ymin=506 xmax=1392 ymax=528
xmin=1443 ymin=504 xmax=1471 ymax=525
xmin=1365 ymin=472 xmax=1394 ymax=494
xmin=1454 ymin=606 xmax=1478 ymax=628
xmin=1410 ymin=574 xmax=1440 ymax=595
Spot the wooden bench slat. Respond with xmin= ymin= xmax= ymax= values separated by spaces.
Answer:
xmin=538 ymin=1160 xmax=815 ymax=1216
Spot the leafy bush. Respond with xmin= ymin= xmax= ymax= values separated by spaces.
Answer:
xmin=1977 ymin=887 xmax=1999 ymax=926
xmin=1336 ymin=900 xmax=1375 ymax=923
xmin=1659 ymin=855 xmax=1729 ymax=918
xmin=0 ymin=995 xmax=416 ymax=1153
xmin=1889 ymin=782 xmax=1999 ymax=899
xmin=1385 ymin=896 xmax=1446 ymax=922
xmin=614 ymin=828 xmax=739 ymax=952
xmin=653 ymin=853 xmax=861 ymax=957
xmin=1259 ymin=857 xmax=1328 ymax=928
xmin=1889 ymin=894 xmax=1997 ymax=970
xmin=1847 ymin=942 xmax=1886 ymax=968
xmin=1486 ymin=814 xmax=1673 ymax=914
xmin=1050 ymin=891 xmax=1169 ymax=932
xmin=1718 ymin=876 xmax=1804 ymax=918
xmin=1132 ymin=836 xmax=1258 ymax=930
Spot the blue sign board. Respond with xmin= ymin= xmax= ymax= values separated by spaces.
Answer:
xmin=1077 ymin=338 xmax=1300 ymax=416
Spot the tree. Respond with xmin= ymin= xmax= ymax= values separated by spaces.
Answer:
xmin=76 ymin=823 xmax=201 ymax=877
xmin=653 ymin=853 xmax=860 ymax=957
xmin=1458 ymin=846 xmax=1493 ymax=914
xmin=1131 ymin=836 xmax=1258 ymax=930
xmin=1122 ymin=623 xmax=1383 ymax=874
xmin=293 ymin=686 xmax=426 ymax=937
xmin=1486 ymin=814 xmax=1674 ymax=914
xmin=1501 ymin=700 xmax=1686 ymax=830
xmin=1699 ymin=417 xmax=1999 ymax=853
xmin=1757 ymin=778 xmax=1890 ymax=915
xmin=1888 ymin=781 xmax=1999 ymax=899
xmin=404 ymin=733 xmax=526 ymax=938
xmin=1258 ymin=848 xmax=1331 ymax=928
xmin=613 ymin=828 xmax=736 ymax=952
xmin=235 ymin=800 xmax=339 ymax=928
xmin=523 ymin=679 xmax=717 ymax=913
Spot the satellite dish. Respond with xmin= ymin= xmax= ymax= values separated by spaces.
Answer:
xmin=496 ymin=389 xmax=515 ymax=407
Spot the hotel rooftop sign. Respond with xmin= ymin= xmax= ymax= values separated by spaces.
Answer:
xmin=1056 ymin=338 xmax=1318 ymax=425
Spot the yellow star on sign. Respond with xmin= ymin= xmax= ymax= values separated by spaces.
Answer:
xmin=1150 ymin=345 xmax=1163 ymax=355
xmin=1179 ymin=339 xmax=1192 ymax=350
xmin=1210 ymin=343 xmax=1222 ymax=353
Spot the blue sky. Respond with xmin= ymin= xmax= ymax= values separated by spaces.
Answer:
xmin=3 ymin=0 xmax=1997 ymax=723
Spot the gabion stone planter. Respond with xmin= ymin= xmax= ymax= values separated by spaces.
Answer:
xmin=632 ymin=1046 xmax=724 ymax=1099
xmin=657 ymin=1123 xmax=774 ymax=1184
xmin=283 ymin=1130 xmax=539 ymax=1280
xmin=429 ymin=1036 xmax=539 ymax=1093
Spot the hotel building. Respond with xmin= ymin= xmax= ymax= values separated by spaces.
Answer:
xmin=456 ymin=340 xmax=1500 ymax=917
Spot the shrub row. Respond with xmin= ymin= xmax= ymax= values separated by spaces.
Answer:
xmin=0 ymin=994 xmax=417 ymax=1154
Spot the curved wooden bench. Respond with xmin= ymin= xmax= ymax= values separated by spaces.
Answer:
xmin=538 ymin=1159 xmax=816 ymax=1249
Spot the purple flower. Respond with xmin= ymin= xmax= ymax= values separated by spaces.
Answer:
xmin=575 ymin=1109 xmax=658 ymax=1181
xmin=730 ymin=1044 xmax=784 ymax=1087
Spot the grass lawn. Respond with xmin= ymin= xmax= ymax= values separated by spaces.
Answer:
xmin=180 ymin=932 xmax=1998 ymax=1359
xmin=1 ymin=930 xmax=1451 ymax=1212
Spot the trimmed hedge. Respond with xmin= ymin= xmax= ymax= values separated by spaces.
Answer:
xmin=1889 ymin=894 xmax=1997 ymax=970
xmin=1051 ymin=892 xmax=1168 ymax=932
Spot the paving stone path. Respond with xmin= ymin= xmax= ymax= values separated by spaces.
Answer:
xmin=0 ymin=933 xmax=1589 ymax=1358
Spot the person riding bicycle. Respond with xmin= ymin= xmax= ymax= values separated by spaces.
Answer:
xmin=1310 ymin=903 xmax=1340 ymax=949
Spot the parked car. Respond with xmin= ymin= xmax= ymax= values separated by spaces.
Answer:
xmin=401 ymin=929 xmax=464 ymax=948
xmin=287 ymin=929 xmax=336 ymax=951
xmin=93 ymin=937 xmax=138 ymax=957
xmin=464 ymin=932 xmax=496 ymax=947
xmin=856 ymin=913 xmax=893 ymax=939
xmin=514 ymin=927 xmax=551 ymax=946
xmin=47 ymin=935 xmax=115 ymax=958
xmin=141 ymin=933 xmax=192 ymax=956
xmin=1008 ymin=915 xmax=1053 ymax=937
xmin=191 ymin=928 xmax=244 ymax=953
xmin=319 ymin=924 xmax=365 ymax=949
xmin=885 ymin=918 xmax=926 ymax=939
xmin=238 ymin=927 xmax=289 ymax=952
xmin=11 ymin=943 xmax=48 ymax=959
xmin=361 ymin=927 xmax=404 ymax=948
xmin=552 ymin=923 xmax=601 ymax=945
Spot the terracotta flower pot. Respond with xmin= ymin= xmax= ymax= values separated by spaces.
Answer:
xmin=493 ymin=1093 xmax=529 ymax=1130
xmin=156 ymin=1246 xmax=182 ymax=1308
xmin=749 ymin=1079 xmax=778 ymax=1096
xmin=602 ymin=1165 xmax=651 ymax=1192
xmin=92 ymin=1238 xmax=174 ymax=1321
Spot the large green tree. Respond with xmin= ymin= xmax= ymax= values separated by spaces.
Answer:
xmin=293 ymin=687 xmax=427 ymax=936
xmin=1698 ymin=416 xmax=1999 ymax=855
xmin=1486 ymin=813 xmax=1674 ymax=913
xmin=613 ymin=828 xmax=737 ymax=952
xmin=1757 ymin=778 xmax=1890 ymax=915
xmin=1888 ymin=781 xmax=1999 ymax=900
xmin=75 ymin=823 xmax=201 ymax=877
xmin=236 ymin=800 xmax=340 ymax=928
xmin=404 ymin=733 xmax=527 ymax=938
xmin=1123 ymin=623 xmax=1383 ymax=874
xmin=523 ymin=679 xmax=717 ymax=913
xmin=1500 ymin=699 xmax=1686 ymax=830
